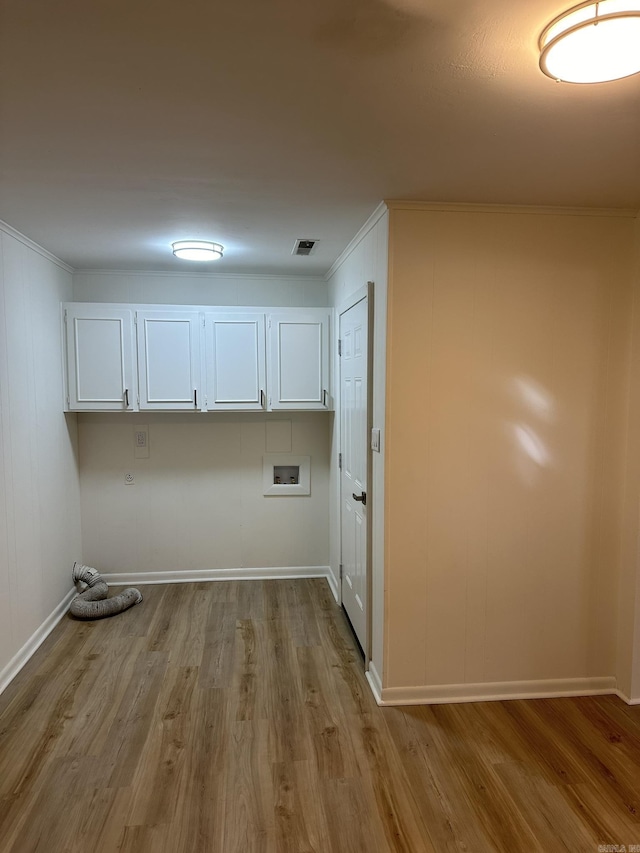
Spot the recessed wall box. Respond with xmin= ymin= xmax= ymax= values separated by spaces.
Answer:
xmin=263 ymin=455 xmax=310 ymax=496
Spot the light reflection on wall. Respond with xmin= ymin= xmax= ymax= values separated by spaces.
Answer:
xmin=509 ymin=376 xmax=555 ymax=486
xmin=513 ymin=424 xmax=549 ymax=467
xmin=512 ymin=376 xmax=555 ymax=422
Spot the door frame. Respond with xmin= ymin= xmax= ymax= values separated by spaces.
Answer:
xmin=337 ymin=281 xmax=374 ymax=664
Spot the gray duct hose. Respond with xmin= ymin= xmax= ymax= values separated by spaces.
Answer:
xmin=70 ymin=562 xmax=142 ymax=619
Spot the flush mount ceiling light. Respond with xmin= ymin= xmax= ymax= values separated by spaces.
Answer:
xmin=171 ymin=240 xmax=223 ymax=261
xmin=539 ymin=0 xmax=640 ymax=83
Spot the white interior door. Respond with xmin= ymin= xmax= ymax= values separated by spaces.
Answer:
xmin=340 ymin=295 xmax=368 ymax=651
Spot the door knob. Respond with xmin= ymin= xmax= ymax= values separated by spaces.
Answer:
xmin=352 ymin=491 xmax=366 ymax=506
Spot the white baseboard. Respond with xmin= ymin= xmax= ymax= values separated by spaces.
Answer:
xmin=614 ymin=688 xmax=640 ymax=705
xmin=0 ymin=587 xmax=76 ymax=697
xmin=366 ymin=661 xmax=383 ymax=704
xmin=326 ymin=565 xmax=340 ymax=603
xmin=374 ymin=676 xmax=619 ymax=706
xmin=102 ymin=565 xmax=332 ymax=586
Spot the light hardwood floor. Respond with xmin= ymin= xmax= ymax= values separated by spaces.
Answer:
xmin=1 ymin=579 xmax=640 ymax=852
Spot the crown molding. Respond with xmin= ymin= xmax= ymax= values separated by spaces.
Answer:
xmin=325 ymin=202 xmax=388 ymax=281
xmin=384 ymin=200 xmax=640 ymax=218
xmin=73 ymin=268 xmax=326 ymax=281
xmin=0 ymin=220 xmax=74 ymax=273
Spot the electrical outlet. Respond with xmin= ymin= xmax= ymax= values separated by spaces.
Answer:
xmin=124 ymin=471 xmax=135 ymax=485
xmin=133 ymin=425 xmax=149 ymax=459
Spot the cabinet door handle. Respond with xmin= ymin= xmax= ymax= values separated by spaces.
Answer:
xmin=323 ymin=389 xmax=328 ymax=407
xmin=194 ymin=389 xmax=198 ymax=408
xmin=260 ymin=389 xmax=265 ymax=409
xmin=352 ymin=491 xmax=366 ymax=506
xmin=124 ymin=389 xmax=129 ymax=408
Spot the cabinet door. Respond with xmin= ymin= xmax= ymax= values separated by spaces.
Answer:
xmin=64 ymin=304 xmax=136 ymax=411
xmin=268 ymin=311 xmax=330 ymax=410
xmin=205 ymin=313 xmax=266 ymax=410
xmin=137 ymin=310 xmax=202 ymax=410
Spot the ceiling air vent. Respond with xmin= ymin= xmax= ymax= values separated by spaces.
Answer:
xmin=292 ymin=239 xmax=318 ymax=257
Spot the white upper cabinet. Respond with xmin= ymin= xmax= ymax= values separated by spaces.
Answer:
xmin=205 ymin=313 xmax=266 ymax=411
xmin=63 ymin=303 xmax=332 ymax=412
xmin=136 ymin=310 xmax=202 ymax=410
xmin=268 ymin=310 xmax=330 ymax=410
xmin=64 ymin=304 xmax=136 ymax=411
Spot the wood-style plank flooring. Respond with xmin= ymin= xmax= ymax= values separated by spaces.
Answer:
xmin=1 ymin=579 xmax=640 ymax=851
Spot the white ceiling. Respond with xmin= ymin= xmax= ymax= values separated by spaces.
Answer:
xmin=1 ymin=0 xmax=639 ymax=275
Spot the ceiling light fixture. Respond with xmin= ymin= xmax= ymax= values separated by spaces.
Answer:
xmin=539 ymin=0 xmax=640 ymax=83
xmin=172 ymin=240 xmax=224 ymax=261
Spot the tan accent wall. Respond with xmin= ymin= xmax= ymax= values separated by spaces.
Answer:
xmin=384 ymin=206 xmax=638 ymax=692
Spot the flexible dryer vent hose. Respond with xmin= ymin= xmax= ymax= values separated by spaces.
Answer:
xmin=70 ymin=562 xmax=142 ymax=619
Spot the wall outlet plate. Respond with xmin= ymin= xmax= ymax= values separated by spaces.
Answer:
xmin=134 ymin=425 xmax=149 ymax=459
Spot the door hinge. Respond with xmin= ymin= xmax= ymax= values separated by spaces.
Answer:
xmin=134 ymin=312 xmax=138 ymax=325
xmin=339 ymin=564 xmax=343 ymax=580
xmin=338 ymin=339 xmax=342 ymax=357
xmin=338 ymin=452 xmax=342 ymax=470
xmin=268 ymin=317 xmax=272 ymax=329
xmin=63 ymin=309 xmax=68 ymax=324
xmin=66 ymin=394 xmax=70 ymax=407
xmin=202 ymin=316 xmax=206 ymax=328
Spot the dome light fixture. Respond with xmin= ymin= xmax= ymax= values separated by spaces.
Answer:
xmin=172 ymin=240 xmax=224 ymax=261
xmin=539 ymin=0 xmax=640 ymax=83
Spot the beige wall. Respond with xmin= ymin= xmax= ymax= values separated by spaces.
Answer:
xmin=384 ymin=205 xmax=638 ymax=695
xmin=327 ymin=206 xmax=388 ymax=676
xmin=0 ymin=224 xmax=82 ymax=684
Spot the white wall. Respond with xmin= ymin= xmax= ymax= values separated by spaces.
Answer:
xmin=78 ymin=412 xmax=329 ymax=574
xmin=72 ymin=271 xmax=331 ymax=576
xmin=327 ymin=206 xmax=389 ymax=678
xmin=0 ymin=224 xmax=82 ymax=683
xmin=73 ymin=271 xmax=329 ymax=307
xmin=383 ymin=203 xmax=638 ymax=700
